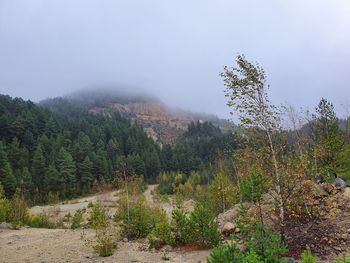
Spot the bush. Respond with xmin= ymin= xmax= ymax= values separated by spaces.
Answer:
xmin=207 ymin=241 xmax=244 ymax=263
xmin=207 ymin=241 xmax=263 ymax=263
xmin=71 ymin=209 xmax=83 ymax=229
xmin=0 ymin=198 xmax=10 ymax=223
xmin=208 ymin=173 xmax=236 ymax=215
xmin=245 ymin=223 xmax=287 ymax=263
xmin=148 ymin=211 xmax=175 ymax=249
xmin=188 ymin=204 xmax=221 ymax=248
xmin=89 ymin=202 xmax=108 ymax=230
xmin=93 ymin=226 xmax=117 ymax=257
xmin=114 ymin=196 xmax=164 ymax=239
xmin=334 ymin=254 xmax=350 ymax=263
xmin=171 ymin=207 xmax=192 ymax=245
xmin=7 ymin=191 xmax=29 ymax=228
xmin=27 ymin=214 xmax=56 ymax=229
xmin=301 ymin=248 xmax=317 ymax=263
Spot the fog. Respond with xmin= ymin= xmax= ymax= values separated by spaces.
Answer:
xmin=1 ymin=0 xmax=350 ymax=118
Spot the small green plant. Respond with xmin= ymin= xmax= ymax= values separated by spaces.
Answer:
xmin=114 ymin=196 xmax=163 ymax=239
xmin=71 ymin=209 xmax=83 ymax=229
xmin=207 ymin=241 xmax=243 ymax=263
xmin=0 ymin=198 xmax=10 ymax=223
xmin=207 ymin=241 xmax=265 ymax=263
xmin=171 ymin=207 xmax=191 ymax=245
xmin=188 ymin=204 xmax=221 ymax=248
xmin=148 ymin=211 xmax=175 ymax=249
xmin=27 ymin=214 xmax=56 ymax=229
xmin=334 ymin=254 xmax=350 ymax=263
xmin=301 ymin=247 xmax=317 ymax=263
xmin=93 ymin=226 xmax=117 ymax=257
xmin=89 ymin=202 xmax=108 ymax=230
xmin=7 ymin=191 xmax=29 ymax=229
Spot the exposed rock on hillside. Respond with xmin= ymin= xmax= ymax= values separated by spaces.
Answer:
xmin=90 ymin=101 xmax=230 ymax=143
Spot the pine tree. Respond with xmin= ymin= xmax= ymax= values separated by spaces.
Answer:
xmin=79 ymin=156 xmax=93 ymax=193
xmin=57 ymin=148 xmax=76 ymax=198
xmin=0 ymin=162 xmax=16 ymax=198
xmin=31 ymin=145 xmax=47 ymax=198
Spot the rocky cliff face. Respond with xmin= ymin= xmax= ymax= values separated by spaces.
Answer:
xmin=90 ymin=101 xmax=229 ymax=143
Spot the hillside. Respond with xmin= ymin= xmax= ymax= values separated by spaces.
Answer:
xmin=42 ymin=89 xmax=232 ymax=144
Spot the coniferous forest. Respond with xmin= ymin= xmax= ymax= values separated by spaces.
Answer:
xmin=0 ymin=94 xmax=236 ymax=204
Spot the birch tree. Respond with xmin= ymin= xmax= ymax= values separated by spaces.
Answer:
xmin=220 ymin=54 xmax=286 ymax=235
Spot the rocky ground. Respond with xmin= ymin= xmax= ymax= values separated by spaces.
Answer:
xmin=0 ymin=185 xmax=206 ymax=263
xmin=0 ymin=228 xmax=209 ymax=263
xmin=2 ymin=181 xmax=350 ymax=262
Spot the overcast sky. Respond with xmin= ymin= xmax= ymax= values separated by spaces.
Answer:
xmin=0 ymin=0 xmax=350 ymax=118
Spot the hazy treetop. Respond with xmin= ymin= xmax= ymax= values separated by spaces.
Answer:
xmin=0 ymin=0 xmax=349 ymax=118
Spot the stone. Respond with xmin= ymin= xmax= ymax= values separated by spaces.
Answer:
xmin=323 ymin=183 xmax=335 ymax=194
xmin=285 ymin=257 xmax=297 ymax=263
xmin=0 ymin=222 xmax=13 ymax=230
xmin=221 ymin=222 xmax=236 ymax=236
xmin=334 ymin=178 xmax=346 ymax=189
xmin=123 ymin=237 xmax=128 ymax=242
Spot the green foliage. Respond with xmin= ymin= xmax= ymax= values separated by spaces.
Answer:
xmin=71 ymin=209 xmax=83 ymax=229
xmin=89 ymin=202 xmax=109 ymax=230
xmin=208 ymin=173 xmax=236 ymax=215
xmin=171 ymin=207 xmax=192 ymax=245
xmin=148 ymin=213 xmax=175 ymax=249
xmin=246 ymin=223 xmax=287 ymax=263
xmin=114 ymin=196 xmax=162 ymax=239
xmin=188 ymin=204 xmax=221 ymax=249
xmin=93 ymin=227 xmax=117 ymax=257
xmin=334 ymin=254 xmax=350 ymax=263
xmin=27 ymin=213 xmax=56 ymax=229
xmin=207 ymin=241 xmax=264 ymax=263
xmin=207 ymin=241 xmax=243 ymax=263
xmin=0 ymin=198 xmax=10 ymax=223
xmin=300 ymin=248 xmax=317 ymax=263
xmin=7 ymin=191 xmax=29 ymax=228
xmin=240 ymin=170 xmax=267 ymax=204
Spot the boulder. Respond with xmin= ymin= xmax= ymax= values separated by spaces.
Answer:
xmin=334 ymin=178 xmax=346 ymax=189
xmin=221 ymin=222 xmax=236 ymax=236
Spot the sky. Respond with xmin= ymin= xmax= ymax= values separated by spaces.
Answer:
xmin=0 ymin=0 xmax=350 ymax=118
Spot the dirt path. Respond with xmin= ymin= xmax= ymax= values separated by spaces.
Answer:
xmin=30 ymin=190 xmax=119 ymax=221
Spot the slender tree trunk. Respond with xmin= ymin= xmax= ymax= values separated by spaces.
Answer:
xmin=123 ymin=164 xmax=130 ymax=228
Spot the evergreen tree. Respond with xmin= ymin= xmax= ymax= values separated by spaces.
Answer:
xmin=0 ymin=162 xmax=16 ymax=198
xmin=79 ymin=156 xmax=93 ymax=193
xmin=57 ymin=148 xmax=76 ymax=198
xmin=31 ymin=145 xmax=47 ymax=198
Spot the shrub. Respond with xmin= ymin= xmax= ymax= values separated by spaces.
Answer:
xmin=114 ymin=197 xmax=154 ymax=239
xmin=246 ymin=223 xmax=287 ymax=263
xmin=334 ymin=254 xmax=350 ymax=263
xmin=27 ymin=214 xmax=56 ymax=229
xmin=0 ymin=198 xmax=10 ymax=223
xmin=188 ymin=204 xmax=221 ymax=248
xmin=207 ymin=241 xmax=244 ymax=263
xmin=71 ymin=209 xmax=83 ymax=229
xmin=7 ymin=191 xmax=29 ymax=228
xmin=207 ymin=241 xmax=264 ymax=263
xmin=93 ymin=226 xmax=117 ymax=257
xmin=148 ymin=211 xmax=175 ymax=249
xmin=89 ymin=202 xmax=108 ymax=230
xmin=300 ymin=248 xmax=317 ymax=263
xmin=208 ymin=173 xmax=236 ymax=215
xmin=171 ymin=207 xmax=192 ymax=245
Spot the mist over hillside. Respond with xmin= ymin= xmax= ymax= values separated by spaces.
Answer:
xmin=41 ymin=89 xmax=233 ymax=143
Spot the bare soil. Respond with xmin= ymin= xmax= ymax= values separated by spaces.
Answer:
xmin=0 ymin=185 xmax=209 ymax=263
